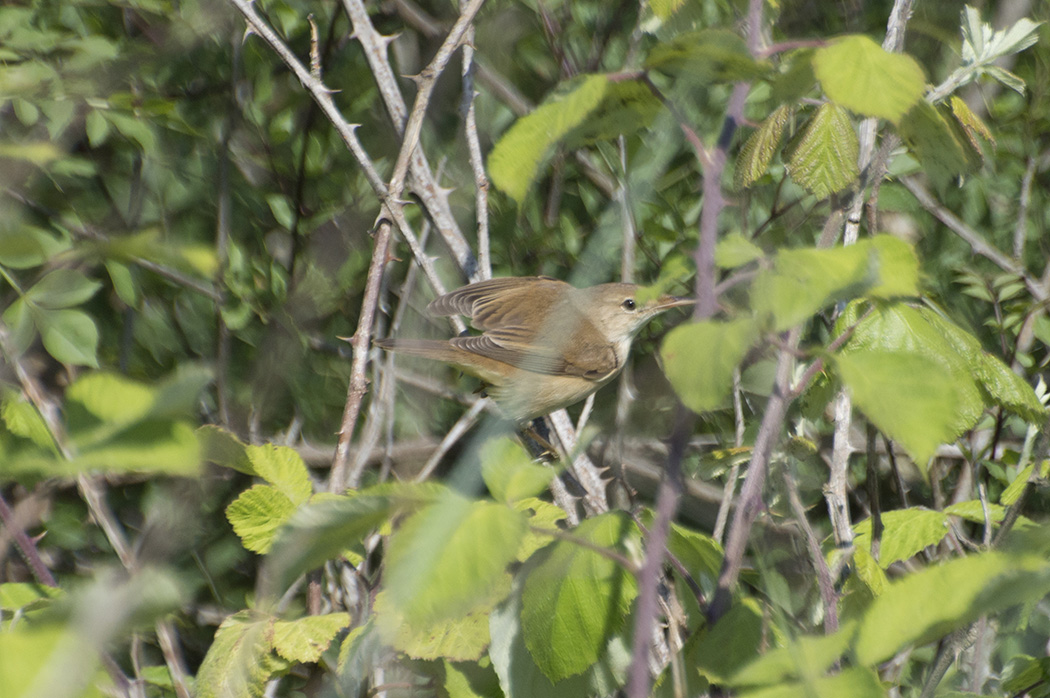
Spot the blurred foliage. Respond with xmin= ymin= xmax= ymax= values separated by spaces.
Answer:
xmin=2 ymin=0 xmax=1050 ymax=696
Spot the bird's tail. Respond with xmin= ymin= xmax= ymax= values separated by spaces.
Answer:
xmin=374 ymin=338 xmax=464 ymax=364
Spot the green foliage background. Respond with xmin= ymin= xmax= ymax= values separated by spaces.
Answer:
xmin=2 ymin=0 xmax=1050 ymax=696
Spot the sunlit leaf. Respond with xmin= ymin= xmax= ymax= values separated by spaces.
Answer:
xmin=786 ymin=102 xmax=859 ymax=198
xmin=814 ymin=35 xmax=925 ymax=123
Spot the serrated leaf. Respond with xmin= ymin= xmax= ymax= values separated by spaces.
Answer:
xmin=489 ymin=75 xmax=608 ymax=203
xmin=514 ymin=497 xmax=569 ymax=562
xmin=374 ymin=581 xmax=506 ymax=661
xmin=667 ymin=521 xmax=723 ymax=583
xmin=786 ymin=103 xmax=859 ymax=198
xmin=566 ymin=79 xmax=661 ymax=146
xmin=245 ymin=444 xmax=313 ymax=505
xmin=34 ymin=307 xmax=99 ymax=367
xmin=385 ymin=494 xmax=525 ymax=626
xmin=835 ymin=349 xmax=959 ymax=467
xmin=196 ymin=611 xmax=291 ymax=698
xmin=661 ymin=318 xmax=758 ymax=413
xmin=227 ymin=484 xmax=297 ymax=554
xmin=25 ymin=269 xmax=101 ymax=309
xmin=480 ymin=437 xmax=556 ymax=503
xmin=853 ymin=509 xmax=950 ymax=568
xmin=855 ymin=552 xmax=1050 ymax=665
xmin=735 ymin=105 xmax=791 ymax=189
xmin=814 ymin=35 xmax=925 ymax=123
xmin=272 ymin=613 xmax=350 ymax=664
xmin=521 ymin=512 xmax=638 ymax=681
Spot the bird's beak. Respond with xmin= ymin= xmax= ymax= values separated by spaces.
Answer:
xmin=654 ymin=294 xmax=696 ymax=310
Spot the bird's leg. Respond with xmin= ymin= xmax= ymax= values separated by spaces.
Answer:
xmin=519 ymin=417 xmax=558 ymax=462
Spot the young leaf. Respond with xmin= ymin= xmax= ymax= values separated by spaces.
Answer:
xmin=867 ymin=234 xmax=920 ymax=299
xmin=732 ymin=666 xmax=884 ymax=698
xmin=196 ymin=612 xmax=292 ymax=698
xmin=244 ymin=444 xmax=313 ymax=505
xmin=726 ymin=617 xmax=858 ymax=686
xmin=488 ymin=75 xmax=608 ymax=203
xmin=226 ymin=484 xmax=298 ymax=554
xmin=834 ymin=349 xmax=959 ymax=467
xmin=521 ymin=512 xmax=638 ymax=681
xmin=661 ymin=318 xmax=758 ymax=413
xmin=693 ymin=598 xmax=764 ymax=683
xmin=899 ymin=101 xmax=974 ymax=184
xmin=813 ymin=35 xmax=925 ymax=123
xmin=735 ymin=104 xmax=792 ymax=190
xmin=272 ymin=613 xmax=351 ymax=664
xmin=786 ymin=102 xmax=859 ymax=198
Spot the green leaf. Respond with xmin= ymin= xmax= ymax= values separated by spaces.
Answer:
xmin=899 ymin=101 xmax=974 ymax=184
xmin=786 ymin=102 xmax=859 ymax=198
xmin=521 ymin=512 xmax=638 ymax=681
xmin=645 ymin=29 xmax=768 ymax=82
xmin=25 ymin=269 xmax=101 ymax=309
xmin=0 ymin=226 xmax=68 ymax=269
xmin=66 ymin=372 xmax=156 ymax=424
xmin=0 ymin=626 xmax=110 ymax=698
xmin=69 ymin=420 xmax=201 ymax=476
xmin=661 ymin=318 xmax=758 ymax=412
xmin=735 ymin=666 xmax=883 ymax=698
xmin=867 ymin=234 xmax=920 ymax=299
xmin=85 ymin=108 xmax=110 ymax=146
xmin=263 ymin=483 xmax=439 ymax=597
xmin=727 ymin=618 xmax=858 ymax=686
xmin=835 ymin=349 xmax=958 ymax=467
xmin=34 ymin=307 xmax=99 ymax=367
xmin=244 ymin=444 xmax=313 ymax=505
xmin=105 ymin=261 xmax=137 ymax=305
xmin=813 ymin=35 xmax=925 ymax=123
xmin=693 ymin=598 xmax=764 ymax=683
xmin=480 ymin=437 xmax=556 ymax=503
xmin=489 ymin=75 xmax=609 ymax=203
xmin=199 ymin=425 xmax=253 ymax=473
xmin=714 ymin=233 xmax=765 ymax=269
xmin=444 ymin=659 xmax=503 ymax=698
xmin=853 ymin=508 xmax=950 ymax=568
xmin=855 ymin=552 xmax=1050 ymax=665
xmin=103 ymin=110 xmax=157 ymax=152
xmin=196 ymin=611 xmax=291 ymax=698
xmin=227 ymin=484 xmax=298 ymax=554
xmin=0 ymin=582 xmax=62 ymax=611
xmin=385 ymin=493 xmax=525 ymax=625
xmin=835 ymin=303 xmax=988 ymax=444
xmin=2 ymin=297 xmax=35 ymax=354
xmin=735 ymin=105 xmax=792 ymax=189
xmin=2 ymin=392 xmax=57 ymax=452
xmin=272 ymin=613 xmax=350 ymax=664
xmin=751 ymin=244 xmax=872 ymax=331
xmin=566 ymin=79 xmax=661 ymax=145
xmin=374 ymin=581 xmax=505 ymax=661
xmin=666 ymin=522 xmax=723 ymax=583
xmin=266 ymin=194 xmax=295 ymax=229
xmin=949 ymin=94 xmax=994 ymax=153
xmin=918 ymin=307 xmax=1045 ymax=423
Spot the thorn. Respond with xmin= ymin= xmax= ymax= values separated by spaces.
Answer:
xmin=337 ymin=334 xmax=355 ymax=344
xmin=402 ymin=72 xmax=424 ymax=86
xmin=378 ymin=32 xmax=400 ymax=50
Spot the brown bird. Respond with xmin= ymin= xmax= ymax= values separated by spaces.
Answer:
xmin=375 ymin=276 xmax=693 ymax=421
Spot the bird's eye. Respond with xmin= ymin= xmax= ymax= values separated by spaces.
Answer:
xmin=621 ymin=298 xmax=637 ymax=311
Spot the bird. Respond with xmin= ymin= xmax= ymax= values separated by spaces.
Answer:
xmin=375 ymin=276 xmax=693 ymax=421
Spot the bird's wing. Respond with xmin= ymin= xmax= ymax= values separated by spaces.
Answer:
xmin=428 ymin=277 xmax=568 ymax=330
xmin=450 ymin=323 xmax=619 ymax=380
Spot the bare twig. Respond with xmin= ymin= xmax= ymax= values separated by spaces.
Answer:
xmin=782 ymin=466 xmax=839 ymax=633
xmin=413 ymin=400 xmax=487 ymax=482
xmin=461 ymin=29 xmax=492 ymax=281
xmin=0 ymin=490 xmax=57 ymax=587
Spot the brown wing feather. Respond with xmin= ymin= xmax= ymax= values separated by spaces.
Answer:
xmin=427 ymin=276 xmax=568 ymax=330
